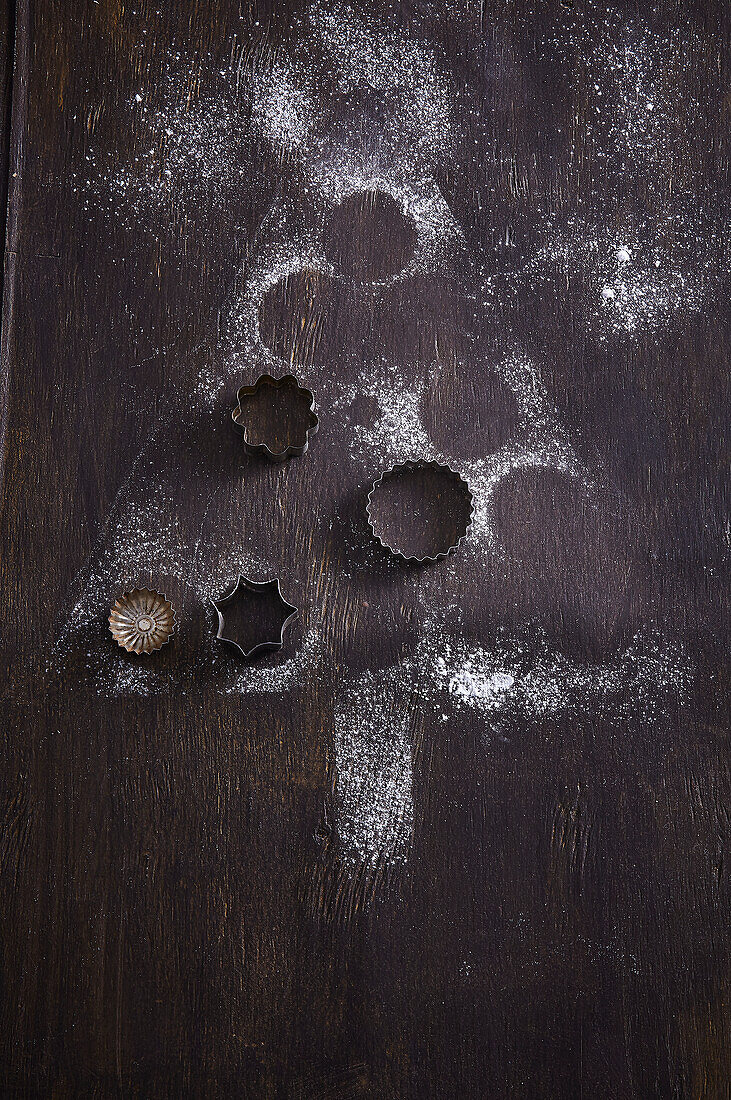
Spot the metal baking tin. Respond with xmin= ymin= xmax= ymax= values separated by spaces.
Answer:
xmin=212 ymin=575 xmax=298 ymax=660
xmin=232 ymin=374 xmax=319 ymax=461
xmin=109 ymin=588 xmax=177 ymax=653
xmin=366 ymin=458 xmax=474 ymax=564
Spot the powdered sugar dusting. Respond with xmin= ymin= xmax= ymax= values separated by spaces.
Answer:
xmin=62 ymin=4 xmax=705 ymax=880
xmin=578 ymin=20 xmax=709 ymax=179
xmin=51 ymin=455 xmax=284 ymax=696
xmin=346 ymin=349 xmax=585 ymax=560
xmin=253 ymin=0 xmax=453 ymax=174
xmin=225 ymin=626 xmax=324 ymax=695
xmin=509 ymin=17 xmax=731 ymax=340
xmin=323 ymin=172 xmax=464 ymax=277
xmin=204 ymin=227 xmax=328 ymax=403
xmin=346 ymin=362 xmax=435 ymax=466
xmin=426 ymin=624 xmax=693 ymax=730
xmin=522 ymin=212 xmax=730 ymax=341
xmin=329 ymin=614 xmax=693 ymax=868
xmin=79 ymin=52 xmax=255 ymax=225
xmin=252 ymin=55 xmax=317 ymax=155
xmin=333 ymin=667 xmax=416 ymax=868
xmin=94 ymin=656 xmax=166 ymax=699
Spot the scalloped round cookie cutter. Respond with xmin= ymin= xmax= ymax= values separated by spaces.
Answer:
xmin=232 ymin=373 xmax=319 ymax=461
xmin=366 ymin=458 xmax=474 ymax=564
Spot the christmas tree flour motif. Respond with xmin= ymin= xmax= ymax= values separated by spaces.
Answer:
xmin=57 ymin=2 xmax=699 ymax=876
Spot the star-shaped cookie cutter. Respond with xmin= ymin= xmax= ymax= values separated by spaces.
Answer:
xmin=212 ymin=575 xmax=298 ymax=659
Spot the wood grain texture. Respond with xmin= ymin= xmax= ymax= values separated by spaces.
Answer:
xmin=1 ymin=1 xmax=729 ymax=1097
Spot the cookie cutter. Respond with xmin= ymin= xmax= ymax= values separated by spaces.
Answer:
xmin=212 ymin=575 xmax=298 ymax=659
xmin=232 ymin=373 xmax=318 ymax=461
xmin=109 ymin=588 xmax=177 ymax=653
xmin=366 ymin=458 xmax=474 ymax=564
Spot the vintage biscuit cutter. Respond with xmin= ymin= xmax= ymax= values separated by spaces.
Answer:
xmin=232 ymin=373 xmax=319 ymax=461
xmin=212 ymin=575 xmax=298 ymax=660
xmin=366 ymin=458 xmax=474 ymax=564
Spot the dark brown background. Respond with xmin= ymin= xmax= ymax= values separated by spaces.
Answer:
xmin=1 ymin=1 xmax=729 ymax=1096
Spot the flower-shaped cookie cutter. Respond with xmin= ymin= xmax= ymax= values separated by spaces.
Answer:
xmin=232 ymin=373 xmax=318 ymax=461
xmin=366 ymin=459 xmax=474 ymax=564
xmin=109 ymin=588 xmax=177 ymax=653
xmin=212 ymin=575 xmax=298 ymax=659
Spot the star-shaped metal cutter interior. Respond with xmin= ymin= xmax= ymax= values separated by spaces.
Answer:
xmin=212 ymin=575 xmax=298 ymax=660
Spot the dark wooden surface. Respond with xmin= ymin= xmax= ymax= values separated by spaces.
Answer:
xmin=1 ymin=1 xmax=729 ymax=1096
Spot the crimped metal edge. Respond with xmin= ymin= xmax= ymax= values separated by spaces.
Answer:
xmin=366 ymin=458 xmax=474 ymax=564
xmin=232 ymin=373 xmax=319 ymax=461
xmin=212 ymin=575 xmax=299 ymax=660
xmin=108 ymin=587 xmax=178 ymax=654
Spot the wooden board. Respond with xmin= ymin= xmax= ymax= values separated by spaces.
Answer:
xmin=1 ymin=1 xmax=729 ymax=1095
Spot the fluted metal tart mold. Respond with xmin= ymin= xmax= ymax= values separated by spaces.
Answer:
xmin=109 ymin=588 xmax=177 ymax=654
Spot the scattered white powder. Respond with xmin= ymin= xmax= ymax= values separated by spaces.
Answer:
xmin=60 ymin=0 xmax=471 ymax=695
xmin=203 ymin=228 xmax=328 ymax=404
xmin=332 ymin=667 xmax=416 ymax=868
xmin=83 ymin=1 xmax=455 ymax=228
xmin=201 ymin=180 xmax=462 ymax=405
xmin=589 ymin=224 xmax=729 ymax=337
xmin=321 ymin=169 xmax=465 ymax=279
xmin=577 ymin=22 xmax=707 ymax=178
xmin=225 ymin=626 xmax=324 ymax=695
xmin=345 ymin=349 xmax=585 ymax=560
xmin=423 ymin=623 xmax=693 ymax=730
xmin=522 ymin=215 xmax=730 ymax=340
xmin=346 ymin=362 xmax=436 ymax=467
xmin=448 ymin=666 xmax=515 ymax=710
xmin=210 ymin=6 xmax=465 ymax=402
xmin=252 ymin=0 xmax=453 ymax=173
xmin=327 ymin=614 xmax=693 ymax=869
xmin=51 ymin=450 xmax=285 ymax=696
xmin=95 ymin=657 xmax=164 ymax=699
xmin=55 ymin=465 xmax=193 ymax=653
xmin=251 ymin=56 xmax=317 ymax=155
xmin=80 ymin=8 xmax=729 ymax=348
xmin=79 ymin=50 xmax=256 ymax=225
xmin=460 ymin=447 xmax=579 ymax=558
xmin=512 ymin=17 xmax=731 ymax=340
